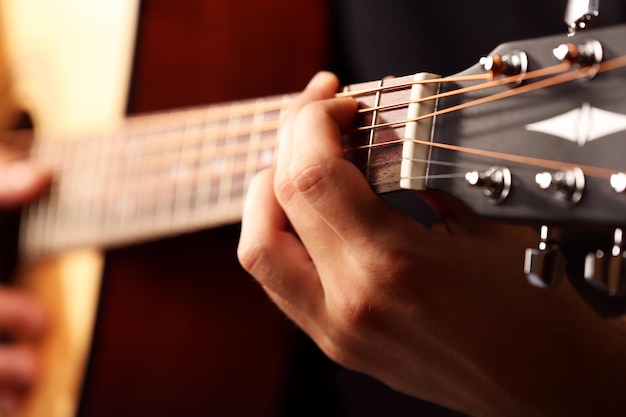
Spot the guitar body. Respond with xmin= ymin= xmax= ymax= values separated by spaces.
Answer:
xmin=79 ymin=2 xmax=330 ymax=414
xmin=1 ymin=2 xmax=137 ymax=416
xmin=1 ymin=0 xmax=331 ymax=416
xmin=80 ymin=228 xmax=294 ymax=416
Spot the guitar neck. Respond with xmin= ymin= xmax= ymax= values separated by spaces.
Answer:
xmin=20 ymin=94 xmax=292 ymax=258
xmin=19 ymin=73 xmax=431 ymax=259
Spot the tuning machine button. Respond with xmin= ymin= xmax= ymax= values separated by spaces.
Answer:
xmin=552 ymin=39 xmax=603 ymax=77
xmin=480 ymin=50 xmax=528 ymax=84
xmin=535 ymin=167 xmax=585 ymax=205
xmin=584 ymin=228 xmax=626 ymax=296
xmin=611 ymin=172 xmax=626 ymax=193
xmin=465 ymin=166 xmax=511 ymax=203
xmin=524 ymin=225 xmax=566 ymax=288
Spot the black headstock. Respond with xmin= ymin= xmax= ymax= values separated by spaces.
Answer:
xmin=427 ymin=24 xmax=626 ymax=228
xmin=423 ymin=24 xmax=626 ymax=302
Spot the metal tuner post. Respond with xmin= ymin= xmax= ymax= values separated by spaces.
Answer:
xmin=564 ymin=0 xmax=600 ymax=35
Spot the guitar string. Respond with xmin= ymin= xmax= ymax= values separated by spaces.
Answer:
xmin=29 ymin=54 xmax=625 ymax=223
xmin=109 ymin=54 xmax=626 ymax=181
xmin=22 ymin=72 xmax=494 ymax=161
xmin=31 ymin=53 xmax=624 ymax=188
xmin=356 ymin=55 xmax=626 ymax=132
xmin=70 ymin=73 xmax=486 ymax=135
xmin=19 ymin=58 xmax=585 ymax=167
xmin=354 ymin=63 xmax=571 ymax=115
xmin=336 ymin=73 xmax=492 ymax=98
xmin=21 ymin=52 xmax=626 ymax=165
xmin=22 ymin=54 xmax=626 ymax=254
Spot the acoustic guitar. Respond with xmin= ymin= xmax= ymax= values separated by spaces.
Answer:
xmin=22 ymin=24 xmax=624 ymax=294
xmin=3 ymin=3 xmax=626 ymax=416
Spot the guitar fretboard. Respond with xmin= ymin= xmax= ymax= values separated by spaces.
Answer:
xmin=19 ymin=73 xmax=426 ymax=259
xmin=20 ymin=94 xmax=289 ymax=258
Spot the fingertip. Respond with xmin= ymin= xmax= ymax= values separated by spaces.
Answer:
xmin=0 ymin=161 xmax=51 ymax=207
xmin=239 ymin=168 xmax=282 ymax=266
xmin=305 ymin=71 xmax=340 ymax=94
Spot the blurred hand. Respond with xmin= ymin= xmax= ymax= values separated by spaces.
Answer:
xmin=0 ymin=154 xmax=50 ymax=414
xmin=0 ymin=286 xmax=47 ymax=414
xmin=239 ymin=72 xmax=626 ymax=417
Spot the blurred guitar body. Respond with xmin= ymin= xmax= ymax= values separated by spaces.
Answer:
xmin=0 ymin=1 xmax=330 ymax=416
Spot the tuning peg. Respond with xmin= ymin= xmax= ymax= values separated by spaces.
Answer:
xmin=524 ymin=225 xmax=566 ymax=288
xmin=535 ymin=167 xmax=585 ymax=205
xmin=584 ymin=228 xmax=626 ymax=296
xmin=610 ymin=172 xmax=626 ymax=193
xmin=479 ymin=50 xmax=528 ymax=82
xmin=552 ymin=39 xmax=603 ymax=77
xmin=465 ymin=166 xmax=511 ymax=203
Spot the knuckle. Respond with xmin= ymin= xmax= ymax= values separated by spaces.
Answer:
xmin=330 ymin=288 xmax=378 ymax=332
xmin=290 ymin=162 xmax=327 ymax=203
xmin=318 ymin=300 xmax=382 ymax=373
xmin=276 ymin=155 xmax=329 ymax=208
xmin=355 ymin=243 xmax=417 ymax=287
xmin=318 ymin=336 xmax=354 ymax=368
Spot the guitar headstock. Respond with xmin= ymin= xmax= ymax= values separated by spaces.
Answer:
xmin=426 ymin=24 xmax=626 ymax=226
xmin=412 ymin=24 xmax=626 ymax=297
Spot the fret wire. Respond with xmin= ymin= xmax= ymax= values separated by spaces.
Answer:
xmin=243 ymin=97 xmax=267 ymax=202
xmin=86 ymin=109 xmax=280 ymax=184
xmin=117 ymin=119 xmax=140 ymax=235
xmin=73 ymin=135 xmax=98 ymax=245
xmin=366 ymin=80 xmax=383 ymax=183
xmin=153 ymin=111 xmax=181 ymax=230
xmin=90 ymin=129 xmax=278 ymax=178
xmin=336 ymin=73 xmax=491 ymax=99
xmin=43 ymin=140 xmax=64 ymax=252
xmin=171 ymin=108 xmax=197 ymax=228
xmin=125 ymin=118 xmax=152 ymax=239
xmin=106 ymin=116 xmax=138 ymax=241
xmin=194 ymin=106 xmax=224 ymax=220
xmin=54 ymin=138 xmax=79 ymax=250
xmin=21 ymin=139 xmax=50 ymax=257
xmin=47 ymin=140 xmax=73 ymax=253
xmin=188 ymin=111 xmax=212 ymax=219
xmin=89 ymin=134 xmax=108 ymax=244
xmin=17 ymin=95 xmax=293 ymax=256
xmin=355 ymin=64 xmax=570 ymax=115
xmin=62 ymin=149 xmax=276 ymax=217
xmin=122 ymin=97 xmax=288 ymax=146
xmin=218 ymin=101 xmax=243 ymax=219
xmin=111 ymin=126 xmax=132 ymax=237
xmin=86 ymin=132 xmax=108 ymax=244
xmin=358 ymin=56 xmax=626 ymax=133
xmin=167 ymin=110 xmax=184 ymax=227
